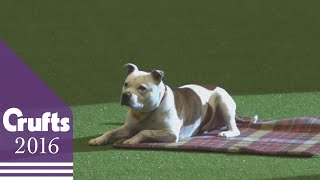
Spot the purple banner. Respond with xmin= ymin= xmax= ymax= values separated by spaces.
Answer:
xmin=0 ymin=39 xmax=73 ymax=177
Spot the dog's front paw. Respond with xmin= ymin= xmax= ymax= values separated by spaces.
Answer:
xmin=88 ymin=137 xmax=106 ymax=146
xmin=218 ymin=130 xmax=240 ymax=138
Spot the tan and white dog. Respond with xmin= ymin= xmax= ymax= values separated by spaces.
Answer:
xmin=89 ymin=63 xmax=244 ymax=145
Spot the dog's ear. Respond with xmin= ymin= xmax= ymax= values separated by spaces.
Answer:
xmin=124 ymin=63 xmax=138 ymax=75
xmin=151 ymin=70 xmax=165 ymax=84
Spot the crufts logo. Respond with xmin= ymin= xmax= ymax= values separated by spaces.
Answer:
xmin=2 ymin=108 xmax=70 ymax=132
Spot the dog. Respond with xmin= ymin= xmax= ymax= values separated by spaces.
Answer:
xmin=89 ymin=63 xmax=245 ymax=145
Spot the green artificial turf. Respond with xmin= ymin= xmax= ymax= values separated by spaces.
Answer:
xmin=2 ymin=0 xmax=320 ymax=105
xmin=73 ymin=92 xmax=320 ymax=180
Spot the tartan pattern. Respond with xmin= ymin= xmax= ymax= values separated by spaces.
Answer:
xmin=114 ymin=116 xmax=320 ymax=157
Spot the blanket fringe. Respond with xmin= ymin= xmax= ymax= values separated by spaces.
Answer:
xmin=236 ymin=115 xmax=259 ymax=124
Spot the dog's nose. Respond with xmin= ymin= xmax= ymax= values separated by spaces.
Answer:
xmin=121 ymin=92 xmax=132 ymax=106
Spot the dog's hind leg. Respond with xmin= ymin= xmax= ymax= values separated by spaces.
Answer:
xmin=208 ymin=87 xmax=240 ymax=138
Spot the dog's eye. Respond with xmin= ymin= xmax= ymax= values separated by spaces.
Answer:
xmin=124 ymin=82 xmax=128 ymax=87
xmin=138 ymin=86 xmax=146 ymax=91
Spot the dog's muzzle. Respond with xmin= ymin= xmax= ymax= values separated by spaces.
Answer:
xmin=121 ymin=92 xmax=131 ymax=106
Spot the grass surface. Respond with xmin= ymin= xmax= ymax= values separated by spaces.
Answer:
xmin=73 ymin=92 xmax=320 ymax=180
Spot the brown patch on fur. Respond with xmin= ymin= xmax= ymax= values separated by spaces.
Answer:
xmin=172 ymin=88 xmax=203 ymax=126
xmin=199 ymin=84 xmax=217 ymax=90
xmin=132 ymin=112 xmax=141 ymax=120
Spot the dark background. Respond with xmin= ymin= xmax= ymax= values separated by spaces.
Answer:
xmin=1 ymin=0 xmax=320 ymax=105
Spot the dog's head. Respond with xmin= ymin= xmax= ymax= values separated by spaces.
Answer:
xmin=120 ymin=63 xmax=166 ymax=112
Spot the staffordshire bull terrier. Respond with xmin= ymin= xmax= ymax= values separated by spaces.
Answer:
xmin=89 ymin=63 xmax=247 ymax=145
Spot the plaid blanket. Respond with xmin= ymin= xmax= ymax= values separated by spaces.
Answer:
xmin=114 ymin=116 xmax=320 ymax=157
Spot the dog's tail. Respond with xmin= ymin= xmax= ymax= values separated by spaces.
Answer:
xmin=236 ymin=115 xmax=259 ymax=124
